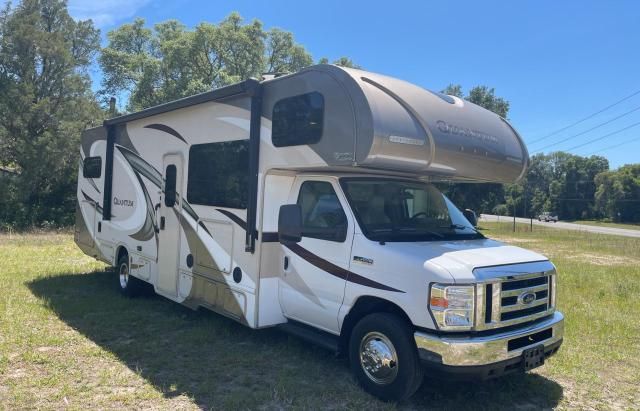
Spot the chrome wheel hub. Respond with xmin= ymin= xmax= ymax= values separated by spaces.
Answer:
xmin=359 ymin=332 xmax=399 ymax=384
xmin=119 ymin=262 xmax=129 ymax=289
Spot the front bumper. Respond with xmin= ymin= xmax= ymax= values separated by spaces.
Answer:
xmin=414 ymin=311 xmax=564 ymax=378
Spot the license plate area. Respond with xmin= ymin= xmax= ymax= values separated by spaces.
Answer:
xmin=522 ymin=344 xmax=545 ymax=371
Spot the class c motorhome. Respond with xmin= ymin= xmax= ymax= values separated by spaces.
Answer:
xmin=75 ymin=64 xmax=563 ymax=401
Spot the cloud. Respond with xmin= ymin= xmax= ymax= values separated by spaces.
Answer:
xmin=68 ymin=0 xmax=151 ymax=28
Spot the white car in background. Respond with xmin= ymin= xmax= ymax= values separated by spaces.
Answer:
xmin=538 ymin=212 xmax=559 ymax=222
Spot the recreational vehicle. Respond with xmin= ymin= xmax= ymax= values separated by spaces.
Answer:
xmin=75 ymin=65 xmax=563 ymax=401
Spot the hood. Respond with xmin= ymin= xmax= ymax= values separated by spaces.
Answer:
xmin=380 ymin=238 xmax=548 ymax=283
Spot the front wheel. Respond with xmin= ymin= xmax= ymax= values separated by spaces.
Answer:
xmin=349 ymin=313 xmax=424 ymax=401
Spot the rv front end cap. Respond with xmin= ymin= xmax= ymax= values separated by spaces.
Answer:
xmin=414 ymin=311 xmax=564 ymax=368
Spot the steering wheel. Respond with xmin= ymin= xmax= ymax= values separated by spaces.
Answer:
xmin=410 ymin=212 xmax=428 ymax=221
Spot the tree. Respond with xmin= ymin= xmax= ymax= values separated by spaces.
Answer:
xmin=508 ymin=152 xmax=609 ymax=220
xmin=318 ymin=56 xmax=361 ymax=69
xmin=595 ymin=164 xmax=640 ymax=222
xmin=442 ymin=84 xmax=509 ymax=118
xmin=99 ymin=13 xmax=314 ymax=111
xmin=0 ymin=0 xmax=102 ymax=228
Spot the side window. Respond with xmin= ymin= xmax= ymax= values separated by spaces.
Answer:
xmin=187 ymin=140 xmax=249 ymax=209
xmin=297 ymin=181 xmax=347 ymax=242
xmin=82 ymin=156 xmax=101 ymax=178
xmin=164 ymin=165 xmax=177 ymax=207
xmin=272 ymin=92 xmax=324 ymax=147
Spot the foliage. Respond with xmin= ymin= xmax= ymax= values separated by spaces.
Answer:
xmin=99 ymin=13 xmax=315 ymax=111
xmin=442 ymin=84 xmax=509 ymax=118
xmin=0 ymin=3 xmax=638 ymax=229
xmin=520 ymin=152 xmax=610 ymax=220
xmin=594 ymin=164 xmax=640 ymax=222
xmin=319 ymin=56 xmax=361 ymax=69
xmin=471 ymin=152 xmax=615 ymax=221
xmin=0 ymin=0 xmax=102 ymax=229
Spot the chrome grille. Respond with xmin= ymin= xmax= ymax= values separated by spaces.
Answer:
xmin=474 ymin=262 xmax=556 ymax=331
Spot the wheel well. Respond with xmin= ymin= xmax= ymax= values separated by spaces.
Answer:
xmin=115 ymin=246 xmax=128 ymax=266
xmin=339 ymin=296 xmax=413 ymax=354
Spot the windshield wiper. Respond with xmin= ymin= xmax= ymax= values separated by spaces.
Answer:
xmin=395 ymin=227 xmax=445 ymax=239
xmin=369 ymin=227 xmax=445 ymax=241
xmin=444 ymin=223 xmax=478 ymax=233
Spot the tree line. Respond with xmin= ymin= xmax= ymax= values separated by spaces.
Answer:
xmin=1 ymin=0 xmax=638 ymax=229
xmin=442 ymin=153 xmax=640 ymax=222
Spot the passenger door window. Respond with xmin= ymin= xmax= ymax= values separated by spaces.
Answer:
xmin=297 ymin=181 xmax=347 ymax=242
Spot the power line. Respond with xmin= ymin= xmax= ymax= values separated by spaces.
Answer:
xmin=560 ymin=120 xmax=640 ymax=152
xmin=585 ymin=135 xmax=640 ymax=156
xmin=528 ymin=88 xmax=640 ymax=145
xmin=532 ymin=105 xmax=640 ymax=152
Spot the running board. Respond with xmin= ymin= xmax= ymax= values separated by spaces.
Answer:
xmin=277 ymin=320 xmax=340 ymax=353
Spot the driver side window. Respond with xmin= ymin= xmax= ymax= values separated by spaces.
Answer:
xmin=297 ymin=181 xmax=347 ymax=242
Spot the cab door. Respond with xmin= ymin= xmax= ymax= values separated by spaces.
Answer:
xmin=279 ymin=177 xmax=354 ymax=334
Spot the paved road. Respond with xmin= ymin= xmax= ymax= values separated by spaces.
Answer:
xmin=480 ymin=214 xmax=640 ymax=238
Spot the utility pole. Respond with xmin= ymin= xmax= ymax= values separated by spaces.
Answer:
xmin=513 ymin=200 xmax=516 ymax=232
xmin=524 ymin=186 xmax=527 ymax=232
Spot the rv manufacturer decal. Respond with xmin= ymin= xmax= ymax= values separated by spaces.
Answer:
xmin=113 ymin=197 xmax=134 ymax=207
xmin=353 ymin=256 xmax=374 ymax=265
xmin=388 ymin=135 xmax=425 ymax=146
xmin=436 ymin=120 xmax=499 ymax=144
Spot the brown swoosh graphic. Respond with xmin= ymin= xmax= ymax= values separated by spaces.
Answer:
xmin=144 ymin=123 xmax=187 ymax=144
xmin=215 ymin=211 xmax=404 ymax=293
xmin=284 ymin=243 xmax=404 ymax=293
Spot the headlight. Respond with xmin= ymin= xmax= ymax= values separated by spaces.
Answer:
xmin=429 ymin=284 xmax=475 ymax=330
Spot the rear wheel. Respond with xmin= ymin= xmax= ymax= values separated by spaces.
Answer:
xmin=117 ymin=254 xmax=145 ymax=297
xmin=349 ymin=313 xmax=423 ymax=401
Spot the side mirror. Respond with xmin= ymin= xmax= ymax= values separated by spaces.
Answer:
xmin=278 ymin=204 xmax=302 ymax=243
xmin=463 ymin=209 xmax=478 ymax=227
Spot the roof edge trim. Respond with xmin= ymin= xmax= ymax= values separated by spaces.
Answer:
xmin=104 ymin=78 xmax=260 ymax=126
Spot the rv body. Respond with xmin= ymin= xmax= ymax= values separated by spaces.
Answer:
xmin=75 ymin=65 xmax=563 ymax=401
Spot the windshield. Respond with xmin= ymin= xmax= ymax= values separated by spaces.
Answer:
xmin=340 ymin=178 xmax=483 ymax=242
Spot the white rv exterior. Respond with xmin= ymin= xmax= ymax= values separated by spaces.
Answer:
xmin=75 ymin=65 xmax=563 ymax=401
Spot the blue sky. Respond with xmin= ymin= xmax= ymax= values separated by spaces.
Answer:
xmin=68 ymin=0 xmax=640 ymax=169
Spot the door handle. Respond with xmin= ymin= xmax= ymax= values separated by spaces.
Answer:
xmin=284 ymin=256 xmax=289 ymax=270
xmin=154 ymin=203 xmax=161 ymax=233
xmin=160 ymin=216 xmax=165 ymax=230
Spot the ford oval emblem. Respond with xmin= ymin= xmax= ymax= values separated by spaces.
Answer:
xmin=519 ymin=291 xmax=537 ymax=305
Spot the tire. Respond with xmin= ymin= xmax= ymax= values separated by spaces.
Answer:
xmin=117 ymin=254 xmax=145 ymax=297
xmin=349 ymin=313 xmax=424 ymax=402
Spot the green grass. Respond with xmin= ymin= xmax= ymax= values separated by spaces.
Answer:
xmin=568 ymin=219 xmax=640 ymax=231
xmin=1 ymin=227 xmax=639 ymax=409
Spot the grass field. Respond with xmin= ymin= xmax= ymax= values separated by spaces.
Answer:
xmin=1 ymin=225 xmax=639 ymax=410
xmin=568 ymin=220 xmax=640 ymax=231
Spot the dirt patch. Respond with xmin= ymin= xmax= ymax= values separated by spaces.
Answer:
xmin=492 ymin=237 xmax=538 ymax=244
xmin=567 ymin=252 xmax=640 ymax=266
